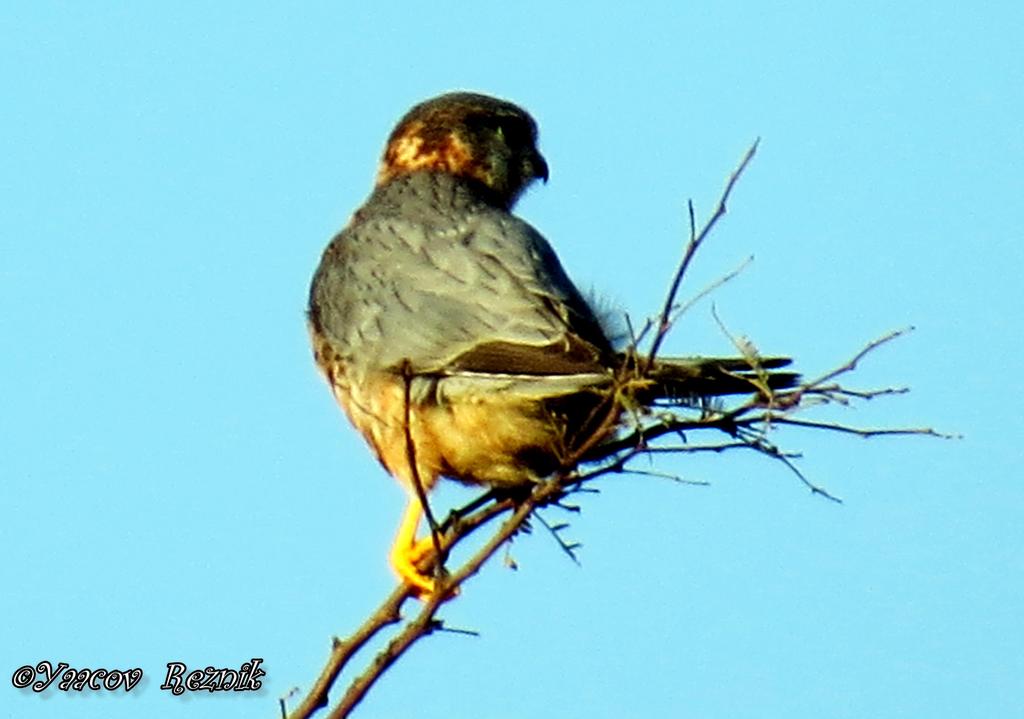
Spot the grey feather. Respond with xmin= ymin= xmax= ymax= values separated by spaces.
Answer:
xmin=309 ymin=172 xmax=611 ymax=381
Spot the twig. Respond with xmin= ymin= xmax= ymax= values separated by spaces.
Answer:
xmin=281 ymin=688 xmax=299 ymax=719
xmin=770 ymin=416 xmax=956 ymax=439
xmin=803 ymin=327 xmax=914 ymax=388
xmin=671 ymin=255 xmax=753 ymax=322
xmin=754 ymin=440 xmax=844 ymax=503
xmin=399 ymin=361 xmax=445 ymax=571
xmin=644 ymin=139 xmax=760 ymax=369
xmin=534 ymin=511 xmax=582 ymax=563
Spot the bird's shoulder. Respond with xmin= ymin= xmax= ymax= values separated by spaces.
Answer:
xmin=309 ymin=172 xmax=613 ymax=375
xmin=316 ymin=173 xmax=561 ymax=293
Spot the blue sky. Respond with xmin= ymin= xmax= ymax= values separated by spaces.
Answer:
xmin=2 ymin=3 xmax=1021 ymax=718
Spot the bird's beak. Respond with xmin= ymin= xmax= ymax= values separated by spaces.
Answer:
xmin=528 ymin=151 xmax=549 ymax=183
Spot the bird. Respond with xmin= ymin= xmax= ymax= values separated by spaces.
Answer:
xmin=308 ymin=91 xmax=796 ymax=598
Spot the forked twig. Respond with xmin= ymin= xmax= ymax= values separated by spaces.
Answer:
xmin=644 ymin=139 xmax=760 ymax=369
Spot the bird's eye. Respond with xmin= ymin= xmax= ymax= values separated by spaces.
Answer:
xmin=497 ymin=119 xmax=529 ymax=147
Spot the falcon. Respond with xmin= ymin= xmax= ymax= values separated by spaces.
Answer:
xmin=308 ymin=92 xmax=794 ymax=597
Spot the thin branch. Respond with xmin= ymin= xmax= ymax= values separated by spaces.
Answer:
xmin=645 ymin=139 xmax=760 ymax=368
xmin=804 ymin=327 xmax=914 ymax=388
xmin=641 ymin=442 xmax=788 ymax=456
xmin=619 ymin=466 xmax=699 ymax=483
xmin=826 ymin=386 xmax=910 ymax=400
xmin=534 ymin=511 xmax=582 ymax=563
xmin=281 ymin=688 xmax=299 ymax=719
xmin=326 ymin=482 xmax=561 ymax=718
xmin=399 ymin=361 xmax=445 ymax=571
xmin=769 ymin=447 xmax=843 ymax=502
xmin=770 ymin=416 xmax=956 ymax=439
xmin=671 ymin=254 xmax=753 ymax=323
xmin=287 ymin=586 xmax=411 ymax=719
xmin=433 ymin=625 xmax=481 ymax=638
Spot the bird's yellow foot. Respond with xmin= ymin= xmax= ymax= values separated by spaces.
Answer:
xmin=390 ymin=535 xmax=440 ymax=598
xmin=390 ymin=497 xmax=459 ymax=601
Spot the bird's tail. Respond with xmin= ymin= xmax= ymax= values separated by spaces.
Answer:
xmin=634 ymin=355 xmax=800 ymax=401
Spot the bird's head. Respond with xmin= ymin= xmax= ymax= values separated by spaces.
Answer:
xmin=376 ymin=92 xmax=549 ymax=209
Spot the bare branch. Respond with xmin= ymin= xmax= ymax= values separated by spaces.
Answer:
xmin=534 ymin=511 xmax=582 ymax=563
xmin=770 ymin=416 xmax=957 ymax=439
xmin=804 ymin=327 xmax=915 ymax=388
xmin=645 ymin=139 xmax=760 ymax=368
xmin=671 ymin=254 xmax=754 ymax=323
xmin=287 ymin=586 xmax=411 ymax=719
xmin=399 ymin=361 xmax=445 ymax=570
xmin=753 ymin=439 xmax=844 ymax=503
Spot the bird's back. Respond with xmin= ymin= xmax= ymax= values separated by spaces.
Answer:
xmin=309 ymin=171 xmax=613 ymax=386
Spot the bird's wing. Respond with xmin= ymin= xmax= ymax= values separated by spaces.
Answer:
xmin=309 ymin=207 xmax=612 ymax=379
